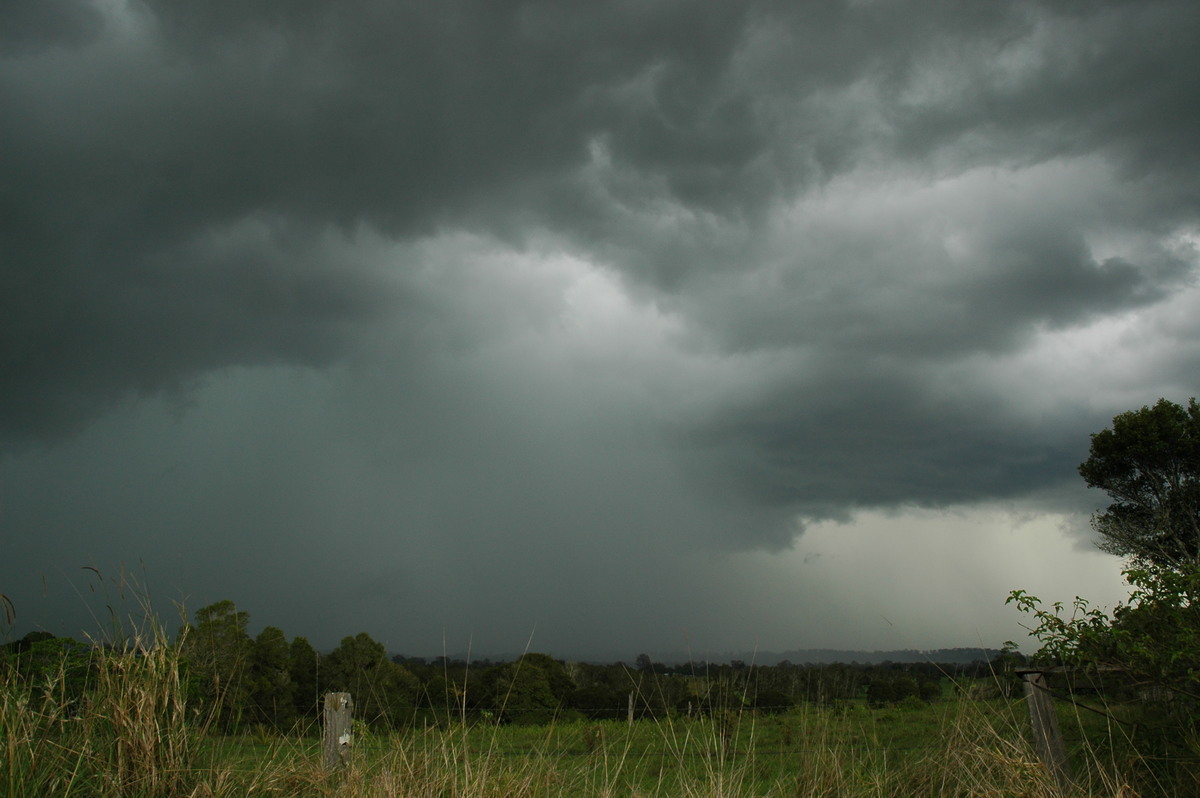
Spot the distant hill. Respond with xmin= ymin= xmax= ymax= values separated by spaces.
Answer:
xmin=429 ymin=646 xmax=1005 ymax=667
xmin=637 ymin=647 xmax=1004 ymax=667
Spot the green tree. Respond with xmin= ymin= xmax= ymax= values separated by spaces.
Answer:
xmin=181 ymin=600 xmax=253 ymax=729
xmin=288 ymin=636 xmax=320 ymax=721
xmin=866 ymin=675 xmax=919 ymax=707
xmin=751 ymin=687 xmax=792 ymax=714
xmin=516 ymin=653 xmax=576 ymax=706
xmin=1010 ymin=566 xmax=1200 ymax=695
xmin=478 ymin=659 xmax=560 ymax=725
xmin=248 ymin=626 xmax=294 ymax=729
xmin=1009 ymin=564 xmax=1200 ymax=784
xmin=569 ymin=662 xmax=626 ymax=720
xmin=323 ymin=632 xmax=419 ymax=727
xmin=3 ymin=634 xmax=93 ymax=707
xmin=1080 ymin=398 xmax=1200 ymax=568
xmin=1007 ymin=402 xmax=1200 ymax=790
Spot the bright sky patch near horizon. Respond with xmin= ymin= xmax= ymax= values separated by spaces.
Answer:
xmin=1 ymin=0 xmax=1196 ymax=659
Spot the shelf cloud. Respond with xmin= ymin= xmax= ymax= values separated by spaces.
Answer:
xmin=2 ymin=0 xmax=1197 ymax=657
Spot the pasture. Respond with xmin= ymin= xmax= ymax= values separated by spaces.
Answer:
xmin=4 ymin=612 xmax=1196 ymax=797
xmin=4 ymin=639 xmax=1176 ymax=798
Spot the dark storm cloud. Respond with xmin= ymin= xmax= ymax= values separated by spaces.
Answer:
xmin=669 ymin=167 xmax=1195 ymax=532
xmin=2 ymin=0 xmax=1199 ymax=643
xmin=679 ymin=360 xmax=1099 ymax=531
xmin=5 ymin=0 xmax=1196 ymax=417
xmin=1 ymin=217 xmax=397 ymax=442
xmin=0 ymin=0 xmax=105 ymax=54
xmin=0 ymin=0 xmax=761 ymax=442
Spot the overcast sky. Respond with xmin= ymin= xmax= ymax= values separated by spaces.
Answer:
xmin=3 ymin=0 xmax=1199 ymax=660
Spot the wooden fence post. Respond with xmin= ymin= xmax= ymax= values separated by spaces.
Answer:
xmin=1017 ymin=669 xmax=1071 ymax=791
xmin=627 ymin=691 xmax=634 ymax=726
xmin=323 ymin=692 xmax=353 ymax=771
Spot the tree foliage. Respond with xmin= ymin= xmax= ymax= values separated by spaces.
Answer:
xmin=288 ymin=635 xmax=319 ymax=719
xmin=17 ymin=603 xmax=1025 ymax=738
xmin=1018 ymin=399 xmax=1200 ymax=686
xmin=1007 ymin=402 xmax=1200 ymax=776
xmin=1 ymin=633 xmax=93 ymax=705
xmin=248 ymin=626 xmax=294 ymax=728
xmin=181 ymin=600 xmax=253 ymax=729
xmin=1080 ymin=398 xmax=1200 ymax=568
xmin=1008 ymin=563 xmax=1200 ymax=757
xmin=323 ymin=632 xmax=419 ymax=727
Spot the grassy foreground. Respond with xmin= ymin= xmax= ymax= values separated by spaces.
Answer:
xmin=0 ymin=627 xmax=1161 ymax=797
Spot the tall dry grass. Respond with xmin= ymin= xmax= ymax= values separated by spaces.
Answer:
xmin=0 ymin=629 xmax=1164 ymax=797
xmin=1 ymin=619 xmax=199 ymax=797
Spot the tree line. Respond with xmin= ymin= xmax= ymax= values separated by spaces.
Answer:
xmin=3 ymin=603 xmax=1008 ymax=732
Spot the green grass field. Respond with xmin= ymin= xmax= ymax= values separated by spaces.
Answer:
xmin=185 ymin=700 xmax=1033 ymax=797
xmin=186 ymin=695 xmax=1151 ymax=797
xmin=3 ymin=630 xmax=1192 ymax=797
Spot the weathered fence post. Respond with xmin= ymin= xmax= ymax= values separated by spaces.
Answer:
xmin=627 ymin=691 xmax=634 ymax=726
xmin=1017 ymin=669 xmax=1070 ymax=791
xmin=323 ymin=692 xmax=353 ymax=771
